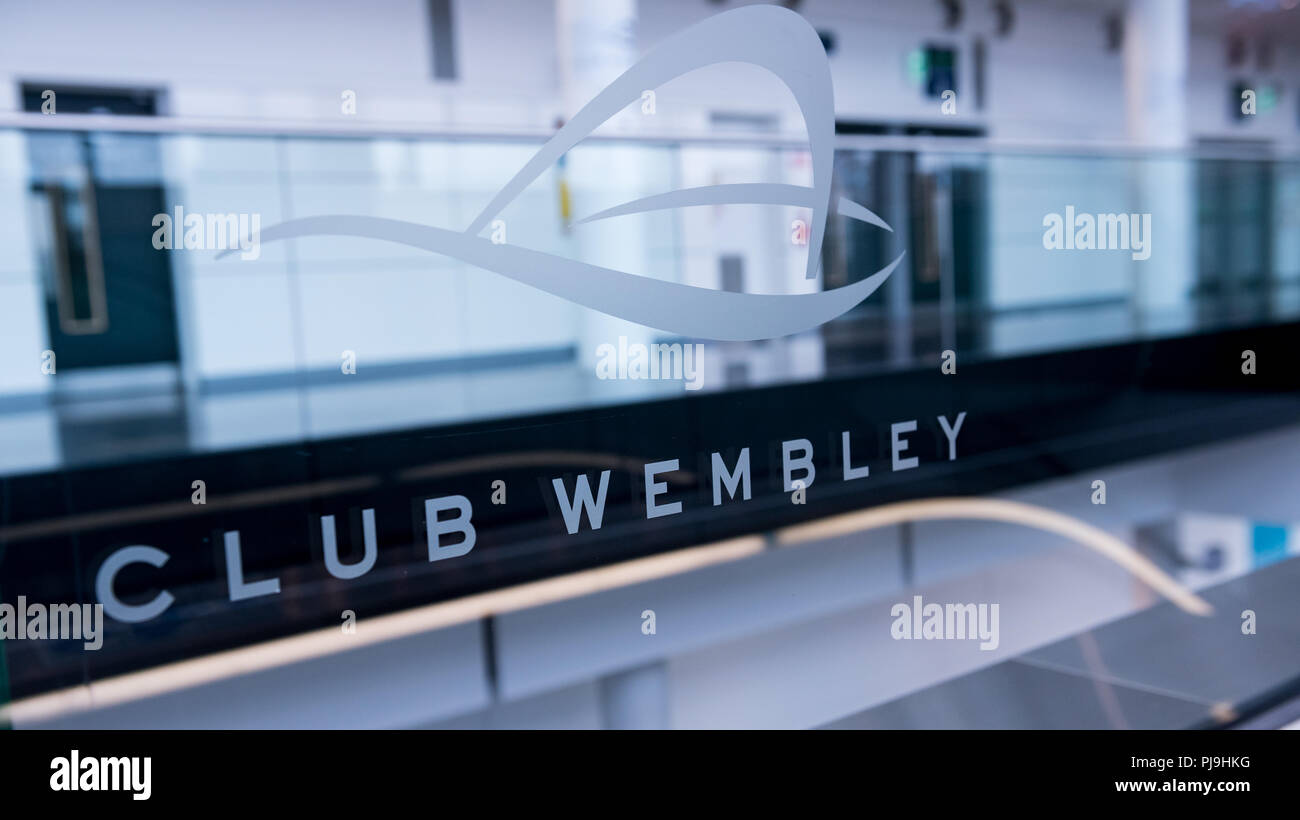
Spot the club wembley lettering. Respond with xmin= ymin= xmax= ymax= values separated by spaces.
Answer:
xmin=94 ymin=412 xmax=967 ymax=625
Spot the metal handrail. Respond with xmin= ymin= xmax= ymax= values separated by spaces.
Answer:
xmin=3 ymin=111 xmax=1299 ymax=161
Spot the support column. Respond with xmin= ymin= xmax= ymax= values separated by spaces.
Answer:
xmin=599 ymin=661 xmax=669 ymax=730
xmin=555 ymin=0 xmax=656 ymax=386
xmin=1123 ymin=0 xmax=1193 ymax=325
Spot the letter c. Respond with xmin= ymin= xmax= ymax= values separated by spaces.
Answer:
xmin=95 ymin=545 xmax=175 ymax=624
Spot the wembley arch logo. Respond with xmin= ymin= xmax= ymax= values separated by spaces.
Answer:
xmin=223 ymin=5 xmax=902 ymax=342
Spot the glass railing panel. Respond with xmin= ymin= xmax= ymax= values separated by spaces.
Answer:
xmin=2 ymin=126 xmax=1299 ymax=472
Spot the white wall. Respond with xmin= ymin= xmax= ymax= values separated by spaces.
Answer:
xmin=630 ymin=0 xmax=1134 ymax=141
xmin=0 ymin=0 xmax=559 ymax=130
xmin=0 ymin=0 xmax=1210 ymax=142
xmin=1188 ymin=31 xmax=1300 ymax=148
xmin=164 ymin=135 xmax=583 ymax=384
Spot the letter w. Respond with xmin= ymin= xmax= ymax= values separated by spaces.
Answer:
xmin=552 ymin=471 xmax=611 ymax=534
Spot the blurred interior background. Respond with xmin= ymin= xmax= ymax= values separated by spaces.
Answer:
xmin=1 ymin=0 xmax=1299 ymax=729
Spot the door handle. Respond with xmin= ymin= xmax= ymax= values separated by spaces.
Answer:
xmin=47 ymin=178 xmax=109 ymax=335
